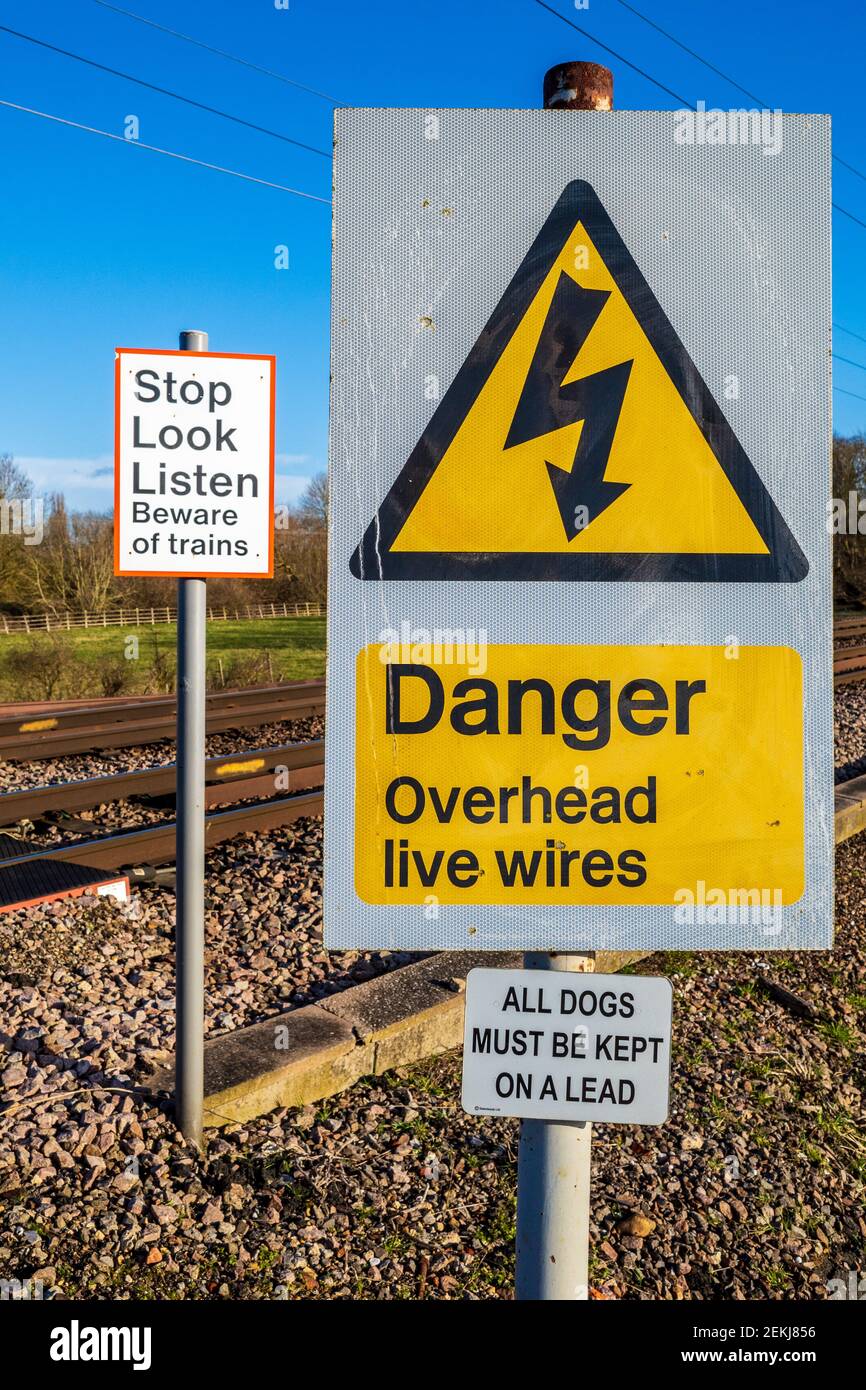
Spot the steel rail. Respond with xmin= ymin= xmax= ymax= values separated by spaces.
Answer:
xmin=0 ymin=679 xmax=324 ymax=738
xmin=0 ymin=691 xmax=324 ymax=760
xmin=0 ymin=739 xmax=324 ymax=824
xmin=833 ymin=644 xmax=866 ymax=685
xmin=0 ymin=788 xmax=325 ymax=872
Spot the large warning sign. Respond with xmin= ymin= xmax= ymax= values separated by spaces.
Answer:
xmin=326 ymin=109 xmax=832 ymax=953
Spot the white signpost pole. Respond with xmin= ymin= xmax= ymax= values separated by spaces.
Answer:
xmin=175 ymin=327 xmax=208 ymax=1146
xmin=514 ymin=61 xmax=615 ymax=1302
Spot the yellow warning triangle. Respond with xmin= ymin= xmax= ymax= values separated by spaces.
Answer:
xmin=351 ymin=181 xmax=806 ymax=583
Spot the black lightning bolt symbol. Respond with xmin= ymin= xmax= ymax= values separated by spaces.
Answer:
xmin=504 ymin=271 xmax=634 ymax=541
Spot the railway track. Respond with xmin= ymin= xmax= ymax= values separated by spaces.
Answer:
xmin=0 ymin=789 xmax=324 ymax=875
xmin=834 ymin=614 xmax=866 ymax=641
xmin=0 ymin=679 xmax=325 ymax=760
xmin=0 ymin=631 xmax=863 ymax=907
xmin=0 ymin=736 xmax=326 ymax=904
xmin=833 ymin=644 xmax=866 ymax=686
xmin=0 ymin=679 xmax=314 ymax=906
xmin=0 ymin=717 xmax=865 ymax=907
xmin=2 ymin=761 xmax=865 ymax=896
xmin=0 ymin=739 xmax=324 ymax=825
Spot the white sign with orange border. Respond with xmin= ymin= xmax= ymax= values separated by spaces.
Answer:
xmin=114 ymin=348 xmax=275 ymax=578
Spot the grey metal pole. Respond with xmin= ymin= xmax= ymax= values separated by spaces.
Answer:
xmin=175 ymin=327 xmax=208 ymax=1145
xmin=515 ymin=952 xmax=595 ymax=1299
xmin=514 ymin=60 xmax=615 ymax=1302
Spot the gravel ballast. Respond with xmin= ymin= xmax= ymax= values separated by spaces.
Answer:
xmin=0 ymin=826 xmax=863 ymax=1301
xmin=835 ymin=683 xmax=866 ymax=774
xmin=0 ymin=689 xmax=862 ymax=1301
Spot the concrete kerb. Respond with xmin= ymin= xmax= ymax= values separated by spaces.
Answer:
xmin=149 ymin=949 xmax=647 ymax=1128
xmin=833 ymin=773 xmax=866 ymax=845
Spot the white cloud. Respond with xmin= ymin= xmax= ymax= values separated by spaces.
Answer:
xmin=16 ymin=456 xmax=115 ymax=507
xmin=275 ymin=474 xmax=315 ymax=505
xmin=275 ymin=452 xmax=314 ymax=469
xmin=274 ymin=453 xmax=322 ymax=507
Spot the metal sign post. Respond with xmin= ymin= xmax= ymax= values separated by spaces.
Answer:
xmin=515 ymin=950 xmax=595 ymax=1299
xmin=325 ymin=62 xmax=831 ymax=1303
xmin=514 ymin=59 xmax=614 ymax=1305
xmin=465 ymin=959 xmax=673 ymax=1296
xmin=176 ymin=327 xmax=208 ymax=1146
xmin=115 ymin=330 xmax=276 ymax=1145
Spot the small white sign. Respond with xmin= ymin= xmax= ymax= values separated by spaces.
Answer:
xmin=461 ymin=968 xmax=672 ymax=1124
xmin=114 ymin=348 xmax=275 ymax=578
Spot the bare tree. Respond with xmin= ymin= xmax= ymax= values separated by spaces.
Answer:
xmin=272 ymin=509 xmax=327 ymax=604
xmin=1 ymin=632 xmax=83 ymax=700
xmin=0 ymin=454 xmax=31 ymax=502
xmin=26 ymin=507 xmax=117 ymax=615
xmin=297 ymin=471 xmax=329 ymax=527
xmin=0 ymin=454 xmax=34 ymax=611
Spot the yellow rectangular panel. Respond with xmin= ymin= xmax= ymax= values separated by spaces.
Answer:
xmin=355 ymin=644 xmax=803 ymax=908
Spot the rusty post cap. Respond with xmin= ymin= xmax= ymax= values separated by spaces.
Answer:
xmin=543 ymin=61 xmax=613 ymax=111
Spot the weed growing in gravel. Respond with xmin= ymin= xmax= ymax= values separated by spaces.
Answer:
xmin=676 ymin=1037 xmax=713 ymax=1067
xmin=801 ymin=1143 xmax=829 ymax=1169
xmin=394 ymin=1066 xmax=450 ymax=1099
xmin=705 ymin=1095 xmax=736 ymax=1126
xmin=744 ymin=1056 xmax=779 ymax=1080
xmin=819 ymin=1020 xmax=858 ymax=1047
xmin=351 ymin=1204 xmax=378 ymax=1227
xmin=462 ymin=1199 xmax=515 ymax=1294
xmin=655 ymin=951 xmax=699 ymax=976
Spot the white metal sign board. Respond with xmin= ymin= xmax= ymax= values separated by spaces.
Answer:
xmin=115 ymin=348 xmax=275 ymax=578
xmin=326 ymin=109 xmax=832 ymax=953
xmin=461 ymin=969 xmax=672 ymax=1124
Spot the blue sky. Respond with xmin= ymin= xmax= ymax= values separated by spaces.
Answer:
xmin=1 ymin=0 xmax=865 ymax=511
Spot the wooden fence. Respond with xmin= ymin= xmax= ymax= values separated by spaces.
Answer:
xmin=0 ymin=601 xmax=325 ymax=634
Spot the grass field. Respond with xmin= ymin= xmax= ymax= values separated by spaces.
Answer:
xmin=0 ymin=617 xmax=326 ymax=701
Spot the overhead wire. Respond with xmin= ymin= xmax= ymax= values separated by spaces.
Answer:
xmin=0 ymin=23 xmax=332 ymax=159
xmin=532 ymin=0 xmax=866 ymax=234
xmin=91 ymin=0 xmax=339 ymax=106
xmin=0 ymin=98 xmax=330 ymax=203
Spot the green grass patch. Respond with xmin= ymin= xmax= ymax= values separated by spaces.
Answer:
xmin=819 ymin=1020 xmax=858 ymax=1049
xmin=0 ymin=617 xmax=325 ymax=699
